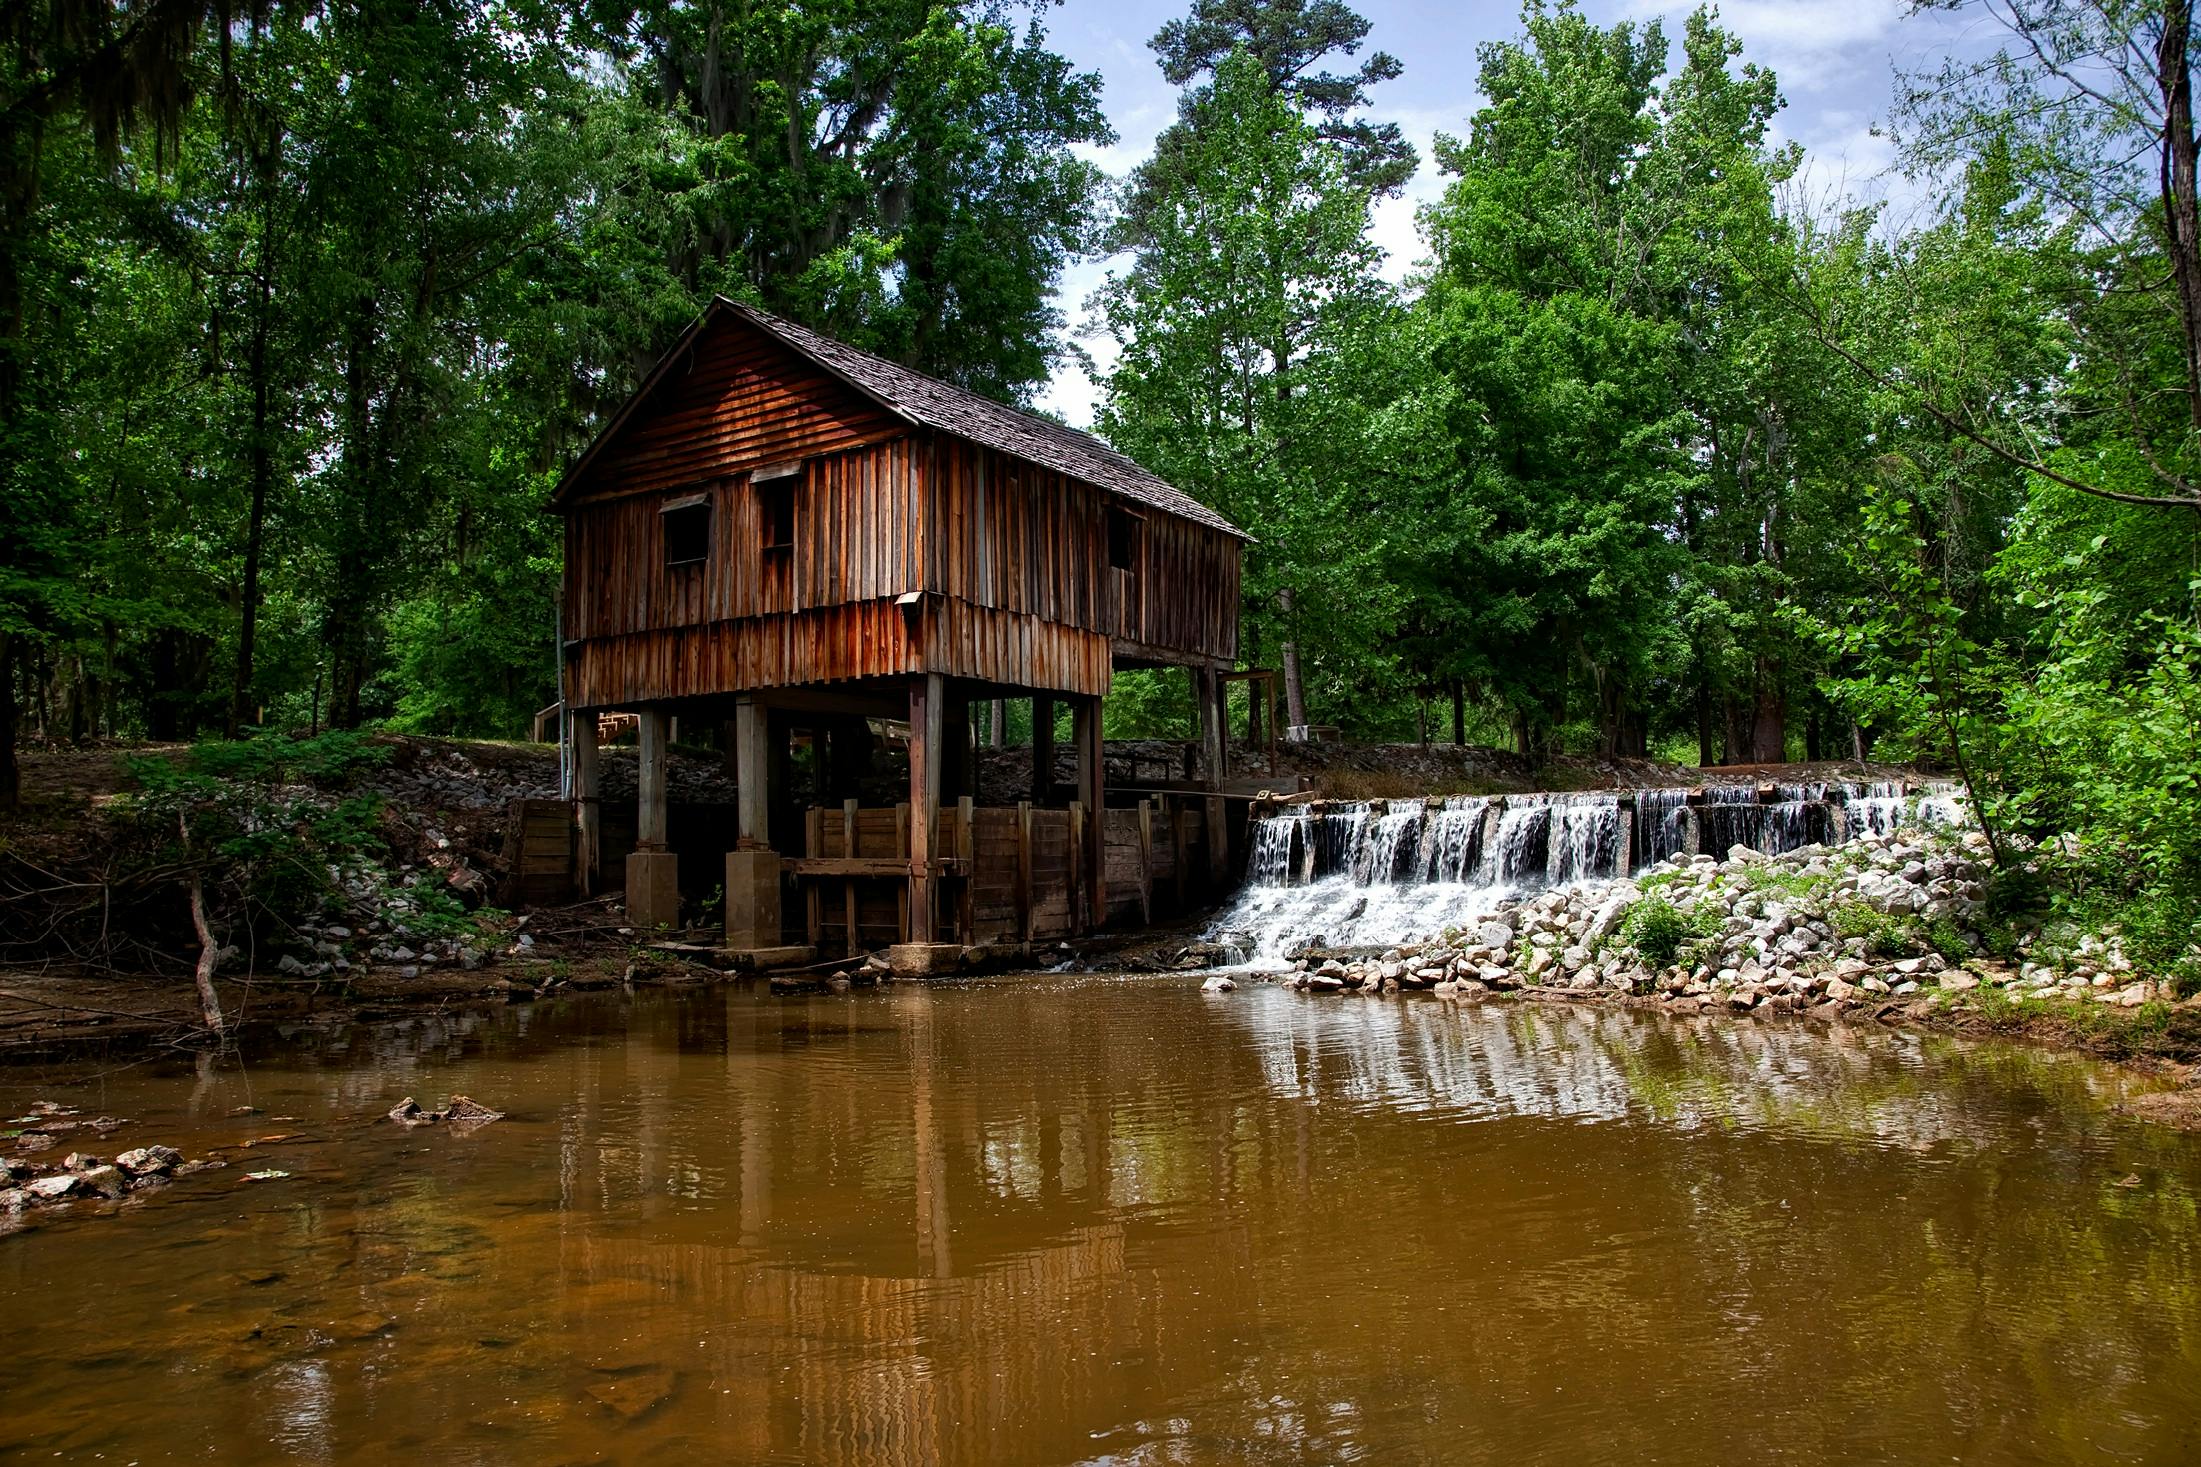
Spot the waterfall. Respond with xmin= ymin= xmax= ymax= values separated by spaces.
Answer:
xmin=1548 ymin=794 xmax=1624 ymax=884
xmin=1635 ymin=787 xmax=1689 ymax=870
xmin=1210 ymin=779 xmax=1969 ymax=963
xmin=1842 ymin=781 xmax=1909 ymax=838
xmin=1420 ymin=797 xmax=1490 ymax=883
xmin=1361 ymin=807 xmax=1424 ymax=885
xmin=1484 ymin=795 xmax=1551 ymax=885
xmin=1246 ymin=810 xmax=1306 ymax=886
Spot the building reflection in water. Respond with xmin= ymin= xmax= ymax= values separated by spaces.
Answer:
xmin=0 ymin=982 xmax=2196 ymax=1466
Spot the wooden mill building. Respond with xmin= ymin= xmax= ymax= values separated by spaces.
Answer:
xmin=551 ymin=297 xmax=1248 ymax=953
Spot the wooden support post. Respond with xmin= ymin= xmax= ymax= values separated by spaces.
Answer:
xmin=894 ymin=801 xmax=912 ymax=941
xmin=1136 ymin=798 xmax=1153 ymax=924
xmin=843 ymin=799 xmax=860 ymax=956
xmin=804 ymin=807 xmax=825 ymax=947
xmin=1196 ymin=667 xmax=1224 ymax=787
xmin=572 ymin=710 xmax=600 ymax=897
xmin=1068 ymin=801 xmax=1087 ymax=933
xmin=1016 ymin=800 xmax=1034 ymax=940
xmin=1075 ymin=695 xmax=1104 ymax=928
xmin=628 ymin=706 xmax=679 ymax=928
xmin=734 ymin=698 xmax=769 ymax=848
xmin=1205 ymin=794 xmax=1229 ymax=890
xmin=1031 ymin=694 xmax=1055 ymax=805
xmin=637 ymin=707 xmax=668 ymax=850
xmin=956 ymin=795 xmax=975 ymax=943
xmin=1172 ymin=798 xmax=1190 ymax=911
xmin=908 ymin=673 xmax=943 ymax=944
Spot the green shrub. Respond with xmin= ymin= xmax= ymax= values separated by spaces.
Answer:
xmin=1620 ymin=896 xmax=1715 ymax=969
xmin=1831 ymin=900 xmax=1926 ymax=959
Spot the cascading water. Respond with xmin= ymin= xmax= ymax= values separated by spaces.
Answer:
xmin=1548 ymin=794 xmax=1625 ymax=884
xmin=1211 ymin=779 xmax=1970 ymax=964
xmin=1361 ymin=807 xmax=1424 ymax=885
xmin=1245 ymin=810 xmax=1306 ymax=886
xmin=1419 ymin=797 xmax=1490 ymax=883
xmin=1636 ymin=787 xmax=1689 ymax=869
xmin=1483 ymin=796 xmax=1552 ymax=885
xmin=1843 ymin=781 xmax=1910 ymax=838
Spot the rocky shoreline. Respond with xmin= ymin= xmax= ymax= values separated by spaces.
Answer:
xmin=1208 ymin=825 xmax=2201 ymax=1071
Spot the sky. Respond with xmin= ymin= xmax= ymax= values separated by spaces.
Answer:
xmin=1032 ymin=0 xmax=1988 ymax=426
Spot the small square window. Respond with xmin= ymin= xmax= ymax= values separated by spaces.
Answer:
xmin=759 ymin=477 xmax=795 ymax=553
xmin=1107 ymin=507 xmax=1142 ymax=571
xmin=663 ymin=499 xmax=711 ymax=567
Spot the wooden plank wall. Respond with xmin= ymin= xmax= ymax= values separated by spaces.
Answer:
xmin=501 ymin=799 xmax=576 ymax=907
xmin=559 ymin=316 xmax=1241 ymax=707
xmin=801 ymin=799 xmax=1210 ymax=948
xmin=565 ymin=439 xmax=924 ymax=641
xmin=927 ymin=437 xmax=1240 ymax=666
xmin=564 ymin=324 xmax=905 ymax=508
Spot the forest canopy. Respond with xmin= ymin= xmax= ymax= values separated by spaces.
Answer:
xmin=7 ymin=0 xmax=2201 ymax=960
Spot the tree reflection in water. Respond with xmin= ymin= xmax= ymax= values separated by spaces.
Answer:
xmin=0 ymin=981 xmax=2196 ymax=1465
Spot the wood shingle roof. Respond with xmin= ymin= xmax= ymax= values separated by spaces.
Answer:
xmin=553 ymin=296 xmax=1248 ymax=541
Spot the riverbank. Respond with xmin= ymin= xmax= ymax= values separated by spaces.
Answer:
xmin=1206 ymin=822 xmax=2201 ymax=1103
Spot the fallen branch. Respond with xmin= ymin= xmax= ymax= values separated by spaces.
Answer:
xmin=180 ymin=812 xmax=226 ymax=1034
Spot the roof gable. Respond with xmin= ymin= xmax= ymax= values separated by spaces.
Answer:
xmin=552 ymin=298 xmax=1249 ymax=541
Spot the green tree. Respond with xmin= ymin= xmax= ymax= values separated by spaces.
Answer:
xmin=1096 ymin=48 xmax=1404 ymax=733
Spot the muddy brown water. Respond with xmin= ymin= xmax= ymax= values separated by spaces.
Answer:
xmin=3 ymin=981 xmax=2199 ymax=1465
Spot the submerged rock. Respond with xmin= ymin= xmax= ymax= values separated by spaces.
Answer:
xmin=389 ymin=1095 xmax=505 ymax=1128
xmin=115 ymin=1146 xmax=184 ymax=1177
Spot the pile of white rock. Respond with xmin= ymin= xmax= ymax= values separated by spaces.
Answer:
xmin=1252 ymin=827 xmax=2168 ymax=1017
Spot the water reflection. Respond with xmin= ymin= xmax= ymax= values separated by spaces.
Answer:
xmin=0 ymin=981 xmax=2196 ymax=1466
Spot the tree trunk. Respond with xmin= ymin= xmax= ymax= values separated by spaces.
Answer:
xmin=2159 ymin=0 xmax=2201 ymax=432
xmin=0 ymin=631 xmax=16 ymax=809
xmin=988 ymin=698 xmax=1005 ymax=748
xmin=1277 ymin=587 xmax=1308 ymax=731
xmin=230 ymin=212 xmax=277 ymax=737
xmin=1749 ymin=657 xmax=1787 ymax=763
xmin=1696 ymin=659 xmax=1716 ymax=767
xmin=1450 ymin=679 xmax=1466 ymax=746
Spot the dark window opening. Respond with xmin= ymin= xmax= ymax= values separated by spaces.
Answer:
xmin=663 ymin=499 xmax=711 ymax=568
xmin=1108 ymin=507 xmax=1143 ymax=572
xmin=759 ymin=476 xmax=796 ymax=553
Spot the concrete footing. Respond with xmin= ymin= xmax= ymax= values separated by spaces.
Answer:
xmin=883 ymin=942 xmax=966 ymax=979
xmin=625 ymin=851 xmax=681 ymax=929
xmin=725 ymin=849 xmax=783 ymax=950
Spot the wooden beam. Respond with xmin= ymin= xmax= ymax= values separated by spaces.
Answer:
xmin=791 ymin=856 xmax=968 ymax=878
xmin=637 ymin=707 xmax=668 ymax=850
xmin=908 ymin=673 xmax=943 ymax=943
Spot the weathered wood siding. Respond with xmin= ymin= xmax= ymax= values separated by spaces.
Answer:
xmin=924 ymin=437 xmax=1239 ymax=667
xmin=560 ymin=316 xmax=1240 ymax=707
xmin=562 ymin=326 xmax=906 ymax=507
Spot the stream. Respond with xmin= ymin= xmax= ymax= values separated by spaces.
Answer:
xmin=3 ymin=979 xmax=2198 ymax=1464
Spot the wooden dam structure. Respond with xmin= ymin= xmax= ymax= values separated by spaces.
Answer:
xmin=547 ymin=297 xmax=1250 ymax=958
